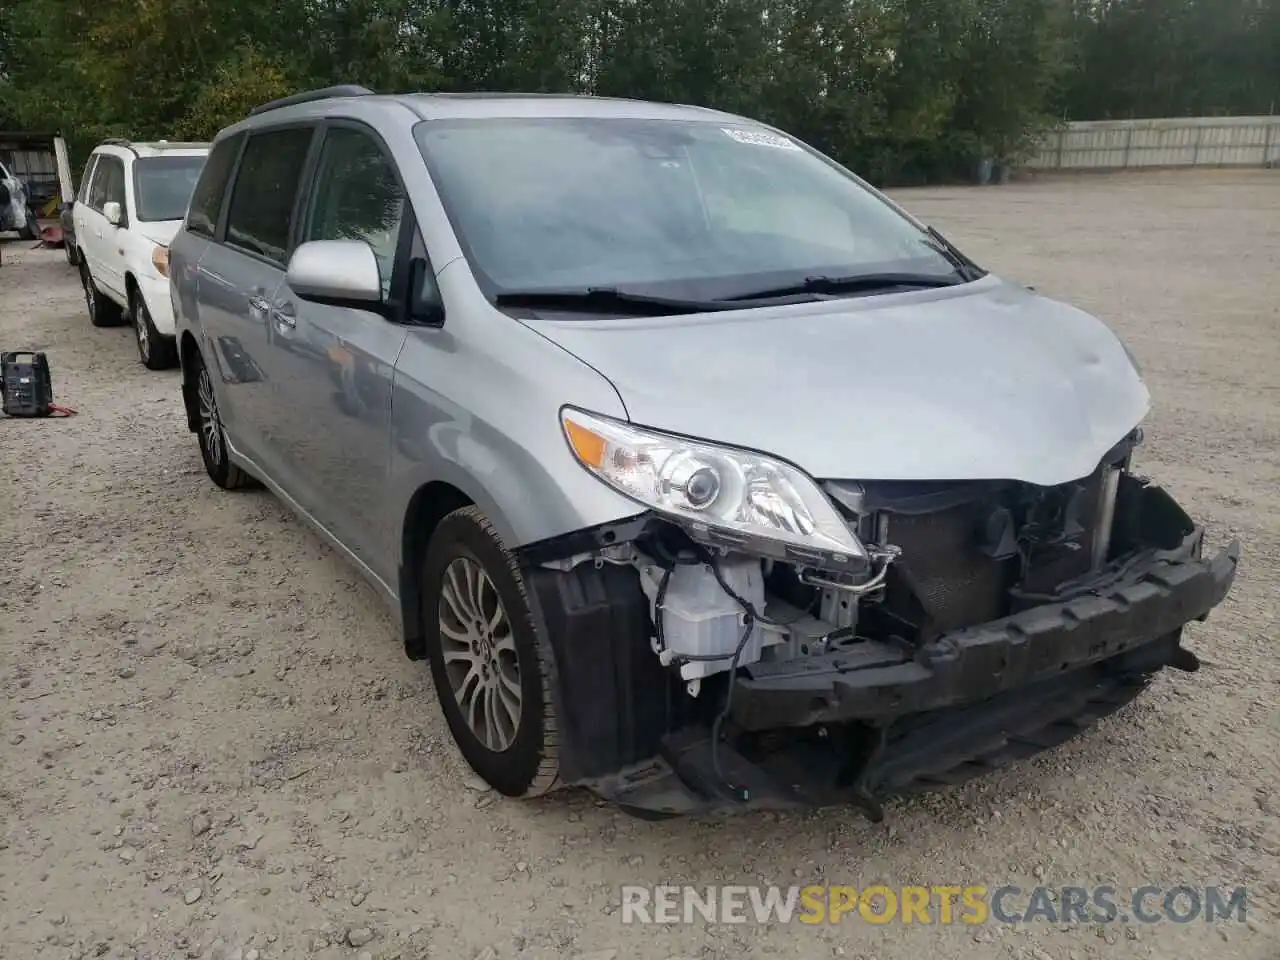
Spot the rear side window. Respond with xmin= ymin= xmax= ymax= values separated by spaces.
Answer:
xmin=76 ymin=155 xmax=99 ymax=203
xmin=186 ymin=133 xmax=243 ymax=238
xmin=224 ymin=126 xmax=314 ymax=265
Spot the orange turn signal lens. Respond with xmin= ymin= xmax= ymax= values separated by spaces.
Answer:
xmin=563 ymin=417 xmax=607 ymax=468
xmin=151 ymin=245 xmax=170 ymax=278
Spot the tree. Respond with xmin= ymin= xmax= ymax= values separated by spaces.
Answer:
xmin=2 ymin=0 xmax=1274 ymax=185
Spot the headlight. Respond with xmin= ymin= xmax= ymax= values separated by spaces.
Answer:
xmin=561 ymin=407 xmax=868 ymax=570
xmin=151 ymin=244 xmax=171 ymax=278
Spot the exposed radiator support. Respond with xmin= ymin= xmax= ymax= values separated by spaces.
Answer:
xmin=1091 ymin=465 xmax=1121 ymax=569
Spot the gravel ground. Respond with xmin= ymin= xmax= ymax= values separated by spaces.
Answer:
xmin=1 ymin=169 xmax=1278 ymax=960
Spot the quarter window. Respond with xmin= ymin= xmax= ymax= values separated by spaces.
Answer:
xmin=224 ymin=126 xmax=314 ymax=265
xmin=303 ymin=127 xmax=405 ymax=296
xmin=186 ymin=133 xmax=243 ymax=238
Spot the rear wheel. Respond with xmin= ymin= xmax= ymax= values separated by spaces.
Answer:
xmin=131 ymin=287 xmax=177 ymax=370
xmin=422 ymin=507 xmax=561 ymax=798
xmin=80 ymin=261 xmax=123 ymax=327
xmin=192 ymin=350 xmax=255 ymax=490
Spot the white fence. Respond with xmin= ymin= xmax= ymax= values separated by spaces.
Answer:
xmin=1024 ymin=116 xmax=1280 ymax=171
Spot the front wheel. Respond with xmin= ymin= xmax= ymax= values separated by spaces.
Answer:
xmin=191 ymin=350 xmax=255 ymax=490
xmin=80 ymin=261 xmax=123 ymax=327
xmin=422 ymin=507 xmax=561 ymax=798
xmin=131 ymin=288 xmax=177 ymax=370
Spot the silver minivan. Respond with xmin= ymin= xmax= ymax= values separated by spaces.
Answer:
xmin=169 ymin=85 xmax=1239 ymax=820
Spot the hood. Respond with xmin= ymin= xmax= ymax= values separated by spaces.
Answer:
xmin=530 ymin=277 xmax=1150 ymax=487
xmin=133 ymin=220 xmax=183 ymax=246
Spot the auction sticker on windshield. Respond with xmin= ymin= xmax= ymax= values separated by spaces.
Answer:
xmin=721 ymin=128 xmax=801 ymax=150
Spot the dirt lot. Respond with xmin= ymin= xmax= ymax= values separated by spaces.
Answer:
xmin=2 ymin=169 xmax=1278 ymax=960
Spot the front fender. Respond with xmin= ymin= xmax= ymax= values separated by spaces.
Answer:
xmin=386 ymin=355 xmax=641 ymax=556
xmin=384 ymin=292 xmax=644 ymax=658
xmin=385 ymin=266 xmax=644 ymax=567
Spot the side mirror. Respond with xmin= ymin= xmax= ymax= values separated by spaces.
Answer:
xmin=286 ymin=240 xmax=383 ymax=309
xmin=104 ymin=201 xmax=122 ymax=226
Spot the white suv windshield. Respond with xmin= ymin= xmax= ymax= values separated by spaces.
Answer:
xmin=133 ymin=155 xmax=207 ymax=222
xmin=415 ymin=117 xmax=959 ymax=300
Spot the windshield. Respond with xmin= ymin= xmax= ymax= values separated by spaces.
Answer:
xmin=133 ymin=155 xmax=207 ymax=222
xmin=414 ymin=117 xmax=962 ymax=303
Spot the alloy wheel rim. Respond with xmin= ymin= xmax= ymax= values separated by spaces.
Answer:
xmin=438 ymin=557 xmax=521 ymax=752
xmin=196 ymin=367 xmax=223 ymax=465
xmin=82 ymin=270 xmax=95 ymax=315
xmin=135 ymin=302 xmax=151 ymax=356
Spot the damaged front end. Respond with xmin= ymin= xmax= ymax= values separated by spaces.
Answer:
xmin=517 ymin=427 xmax=1239 ymax=820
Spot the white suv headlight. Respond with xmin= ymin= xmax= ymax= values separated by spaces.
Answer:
xmin=561 ymin=407 xmax=868 ymax=569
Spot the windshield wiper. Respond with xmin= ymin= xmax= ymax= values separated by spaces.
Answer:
xmin=720 ymin=271 xmax=964 ymax=303
xmin=923 ymin=225 xmax=988 ymax=282
xmin=494 ymin=286 xmax=731 ymax=316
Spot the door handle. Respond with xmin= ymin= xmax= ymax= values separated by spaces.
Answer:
xmin=271 ymin=303 xmax=297 ymax=329
xmin=248 ymin=295 xmax=270 ymax=320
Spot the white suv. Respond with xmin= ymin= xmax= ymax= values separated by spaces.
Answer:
xmin=73 ymin=139 xmax=209 ymax=369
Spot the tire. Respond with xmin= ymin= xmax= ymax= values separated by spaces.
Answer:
xmin=422 ymin=506 xmax=561 ymax=798
xmin=80 ymin=261 xmax=123 ymax=327
xmin=65 ymin=239 xmax=78 ymax=266
xmin=17 ymin=206 xmax=38 ymax=241
xmin=191 ymin=349 xmax=256 ymax=490
xmin=131 ymin=286 xmax=177 ymax=370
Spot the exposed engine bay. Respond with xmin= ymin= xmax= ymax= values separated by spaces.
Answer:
xmin=546 ymin=431 xmax=1137 ymax=692
xmin=519 ymin=426 xmax=1239 ymax=818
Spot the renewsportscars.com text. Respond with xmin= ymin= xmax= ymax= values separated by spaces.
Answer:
xmin=619 ymin=884 xmax=1248 ymax=926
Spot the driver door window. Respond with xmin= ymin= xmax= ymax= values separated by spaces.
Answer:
xmin=87 ymin=158 xmax=112 ymax=212
xmin=76 ymin=156 xmax=99 ymax=204
xmin=104 ymin=159 xmax=126 ymax=220
xmin=88 ymin=156 xmax=126 ymax=221
xmin=302 ymin=126 xmax=406 ymax=299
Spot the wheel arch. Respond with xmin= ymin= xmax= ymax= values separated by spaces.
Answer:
xmin=399 ymin=480 xmax=475 ymax=660
xmin=125 ymin=270 xmax=165 ymax=322
xmin=178 ymin=332 xmax=203 ymax=433
xmin=124 ymin=271 xmax=141 ymax=314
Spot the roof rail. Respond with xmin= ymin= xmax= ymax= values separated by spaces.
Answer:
xmin=248 ymin=85 xmax=375 ymax=117
xmin=100 ymin=137 xmax=139 ymax=156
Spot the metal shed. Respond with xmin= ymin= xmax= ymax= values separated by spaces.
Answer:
xmin=0 ymin=131 xmax=75 ymax=214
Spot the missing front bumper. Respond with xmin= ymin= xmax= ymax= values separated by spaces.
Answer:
xmin=527 ymin=478 xmax=1240 ymax=819
xmin=730 ymin=526 xmax=1238 ymax=731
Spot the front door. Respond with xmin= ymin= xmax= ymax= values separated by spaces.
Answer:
xmin=88 ymin=154 xmax=128 ymax=300
xmin=74 ymin=155 xmax=111 ymax=291
xmin=267 ymin=122 xmax=410 ymax=582
xmin=195 ymin=123 xmax=316 ymax=482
